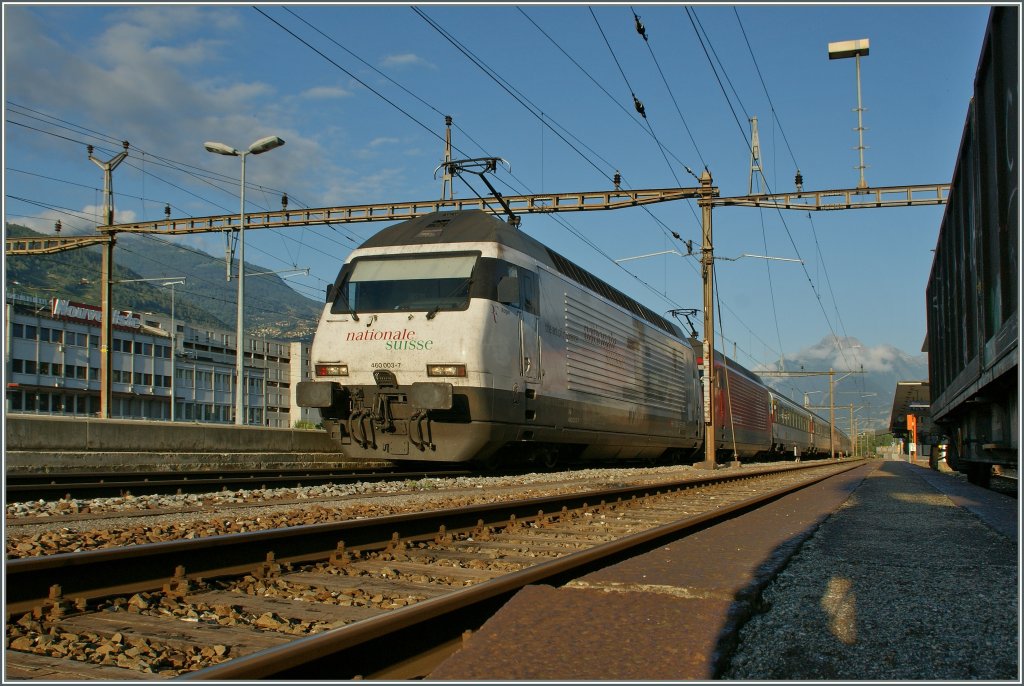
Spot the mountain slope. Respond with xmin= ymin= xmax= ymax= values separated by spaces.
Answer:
xmin=5 ymin=224 xmax=321 ymax=340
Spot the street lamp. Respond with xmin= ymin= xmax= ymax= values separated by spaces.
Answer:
xmin=161 ymin=280 xmax=185 ymax=422
xmin=203 ymin=135 xmax=285 ymax=425
xmin=828 ymin=38 xmax=870 ymax=189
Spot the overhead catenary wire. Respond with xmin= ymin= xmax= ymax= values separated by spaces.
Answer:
xmin=10 ymin=12 xmax=803 ymax=377
xmin=7 ymin=105 xmax=357 ymax=288
xmin=589 ymin=8 xmax=684 ymax=190
xmin=407 ymin=6 xmax=792 ymax=374
xmin=733 ymin=7 xmax=801 ymax=174
xmin=684 ymin=6 xmax=856 ymax=373
xmin=630 ymin=6 xmax=709 ymax=171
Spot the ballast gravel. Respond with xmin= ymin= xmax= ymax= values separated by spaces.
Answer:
xmin=5 ymin=464 xmax=715 ymax=558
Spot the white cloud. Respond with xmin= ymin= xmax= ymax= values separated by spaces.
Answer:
xmin=380 ymin=53 xmax=434 ymax=69
xmin=300 ymin=86 xmax=352 ymax=100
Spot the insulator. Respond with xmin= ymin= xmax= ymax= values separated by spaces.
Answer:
xmin=671 ymin=231 xmax=681 ymax=240
xmin=635 ymin=15 xmax=648 ymax=41
xmin=795 ymin=169 xmax=804 ymax=191
xmin=686 ymin=240 xmax=693 ymax=255
xmin=87 ymin=145 xmax=94 ymax=155
xmin=54 ymin=220 xmax=62 ymax=234
xmin=633 ymin=95 xmax=646 ymax=118
xmin=122 ymin=140 xmax=130 ymax=150
xmin=281 ymin=193 xmax=289 ymax=210
xmin=613 ymin=171 xmax=621 ymax=190
xmin=445 ymin=115 xmax=452 ymax=126
xmin=164 ymin=203 xmax=171 ymax=218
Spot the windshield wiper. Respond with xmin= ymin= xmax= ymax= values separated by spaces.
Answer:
xmin=426 ymin=278 xmax=472 ymax=320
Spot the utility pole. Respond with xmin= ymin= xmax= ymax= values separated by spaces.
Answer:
xmin=88 ymin=141 xmax=129 ymax=419
xmin=699 ymin=169 xmax=718 ymax=470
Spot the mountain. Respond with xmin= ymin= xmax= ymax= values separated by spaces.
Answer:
xmin=5 ymin=224 xmax=321 ymax=340
xmin=755 ymin=336 xmax=929 ymax=433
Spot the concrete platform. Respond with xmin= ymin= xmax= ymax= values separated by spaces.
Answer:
xmin=428 ymin=460 xmax=1018 ymax=681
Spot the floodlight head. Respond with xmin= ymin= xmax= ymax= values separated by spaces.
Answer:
xmin=248 ymin=136 xmax=285 ymax=155
xmin=828 ymin=38 xmax=870 ymax=60
xmin=204 ymin=141 xmax=239 ymax=156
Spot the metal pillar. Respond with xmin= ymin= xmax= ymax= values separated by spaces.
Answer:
xmin=829 ymin=367 xmax=836 ymax=460
xmin=89 ymin=142 xmax=129 ymax=419
xmin=854 ymin=52 xmax=867 ymax=189
xmin=441 ymin=115 xmax=454 ymax=200
xmin=235 ymin=152 xmax=247 ymax=426
xmin=699 ymin=170 xmax=717 ymax=470
xmin=99 ymin=238 xmax=114 ymax=418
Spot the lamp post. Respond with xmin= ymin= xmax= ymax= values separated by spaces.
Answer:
xmin=203 ymin=136 xmax=285 ymax=425
xmin=828 ymin=38 xmax=870 ymax=189
xmin=161 ymin=280 xmax=185 ymax=422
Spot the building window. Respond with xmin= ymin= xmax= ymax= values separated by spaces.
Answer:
xmin=25 ymin=325 xmax=37 ymax=340
xmin=90 ymin=334 xmax=99 ymax=349
xmin=12 ymin=359 xmax=23 ymax=373
xmin=24 ymin=360 xmax=37 ymax=374
xmin=134 ymin=341 xmax=144 ymax=355
xmin=13 ymin=323 xmax=24 ymax=338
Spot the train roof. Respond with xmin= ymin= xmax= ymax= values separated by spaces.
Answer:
xmin=356 ymin=210 xmax=684 ymax=338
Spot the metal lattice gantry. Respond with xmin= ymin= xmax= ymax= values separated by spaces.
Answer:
xmin=5 ymin=235 xmax=112 ymax=255
xmin=95 ymin=187 xmax=709 ymax=235
xmin=715 ymin=183 xmax=949 ymax=211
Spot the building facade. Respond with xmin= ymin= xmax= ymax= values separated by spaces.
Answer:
xmin=4 ymin=292 xmax=318 ymax=427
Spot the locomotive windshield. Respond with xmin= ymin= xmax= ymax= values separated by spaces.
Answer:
xmin=332 ymin=253 xmax=477 ymax=314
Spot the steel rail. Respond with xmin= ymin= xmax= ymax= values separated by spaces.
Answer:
xmin=4 ymin=461 xmax=848 ymax=615
xmin=182 ymin=460 xmax=865 ymax=680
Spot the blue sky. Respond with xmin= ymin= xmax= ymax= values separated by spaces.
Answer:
xmin=3 ymin=3 xmax=996 ymax=374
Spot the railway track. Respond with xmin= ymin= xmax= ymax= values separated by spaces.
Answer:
xmin=6 ymin=459 xmax=863 ymax=680
xmin=5 ymin=466 xmax=471 ymax=502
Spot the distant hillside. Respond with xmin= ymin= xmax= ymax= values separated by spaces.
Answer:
xmin=5 ymin=224 xmax=320 ymax=340
xmin=757 ymin=336 xmax=929 ymax=433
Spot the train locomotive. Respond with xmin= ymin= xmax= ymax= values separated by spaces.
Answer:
xmin=297 ymin=209 xmax=848 ymax=466
xmin=925 ymin=6 xmax=1018 ymax=486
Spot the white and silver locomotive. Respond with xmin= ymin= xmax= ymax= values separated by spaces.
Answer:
xmin=297 ymin=209 xmax=846 ymax=466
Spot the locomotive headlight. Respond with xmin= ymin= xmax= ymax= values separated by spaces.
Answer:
xmin=315 ymin=364 xmax=349 ymax=377
xmin=426 ymin=364 xmax=466 ymax=378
